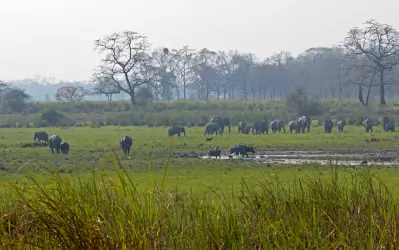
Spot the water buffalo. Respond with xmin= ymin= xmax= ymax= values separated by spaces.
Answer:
xmin=324 ymin=119 xmax=333 ymax=133
xmin=252 ymin=121 xmax=269 ymax=135
xmin=337 ymin=120 xmax=345 ymax=132
xmin=204 ymin=122 xmax=222 ymax=136
xmin=297 ymin=116 xmax=311 ymax=133
xmin=363 ymin=118 xmax=373 ymax=133
xmin=48 ymin=135 xmax=62 ymax=154
xmin=34 ymin=131 xmax=49 ymax=145
xmin=288 ymin=120 xmax=298 ymax=134
xmin=120 ymin=136 xmax=133 ymax=155
xmin=207 ymin=149 xmax=222 ymax=158
xmin=270 ymin=119 xmax=286 ymax=133
xmin=60 ymin=141 xmax=69 ymax=154
xmin=209 ymin=117 xmax=230 ymax=134
xmin=229 ymin=145 xmax=255 ymax=158
xmin=237 ymin=121 xmax=247 ymax=134
xmin=168 ymin=125 xmax=186 ymax=137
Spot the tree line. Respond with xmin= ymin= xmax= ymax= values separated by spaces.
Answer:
xmin=88 ymin=19 xmax=399 ymax=107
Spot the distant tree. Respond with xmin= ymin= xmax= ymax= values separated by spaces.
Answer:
xmin=285 ymin=87 xmax=322 ymax=115
xmin=0 ymin=81 xmax=10 ymax=104
xmin=342 ymin=57 xmax=379 ymax=106
xmin=55 ymin=86 xmax=88 ymax=102
xmin=0 ymin=85 xmax=30 ymax=113
xmin=151 ymin=48 xmax=178 ymax=100
xmin=93 ymin=31 xmax=156 ymax=106
xmin=45 ymin=94 xmax=51 ymax=102
xmin=173 ymin=46 xmax=196 ymax=99
xmin=40 ymin=109 xmax=65 ymax=126
xmin=343 ymin=19 xmax=399 ymax=105
xmin=135 ymin=87 xmax=153 ymax=105
xmin=91 ymin=73 xmax=121 ymax=102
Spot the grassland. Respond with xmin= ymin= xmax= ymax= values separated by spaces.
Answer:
xmin=2 ymin=123 xmax=399 ymax=248
xmin=0 ymin=124 xmax=397 ymax=172
xmin=4 ymin=98 xmax=399 ymax=128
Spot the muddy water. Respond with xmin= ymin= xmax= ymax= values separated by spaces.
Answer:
xmin=201 ymin=151 xmax=399 ymax=166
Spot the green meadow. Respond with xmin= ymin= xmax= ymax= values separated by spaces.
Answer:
xmin=0 ymin=125 xmax=399 ymax=248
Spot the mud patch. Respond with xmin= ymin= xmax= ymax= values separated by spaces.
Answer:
xmin=200 ymin=150 xmax=399 ymax=166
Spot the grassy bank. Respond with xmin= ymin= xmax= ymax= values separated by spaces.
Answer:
xmin=0 ymin=125 xmax=397 ymax=173
xmin=1 ymin=121 xmax=399 ymax=247
xmin=2 ymin=99 xmax=399 ymax=128
xmin=1 ymin=162 xmax=399 ymax=248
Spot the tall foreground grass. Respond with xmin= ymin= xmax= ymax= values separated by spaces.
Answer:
xmin=1 ymin=162 xmax=399 ymax=249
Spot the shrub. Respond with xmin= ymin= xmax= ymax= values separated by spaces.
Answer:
xmin=40 ymin=109 xmax=66 ymax=126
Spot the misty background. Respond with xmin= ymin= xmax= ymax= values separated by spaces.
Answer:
xmin=1 ymin=0 xmax=399 ymax=101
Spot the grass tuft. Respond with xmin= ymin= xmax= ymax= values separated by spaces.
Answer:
xmin=0 ymin=157 xmax=398 ymax=248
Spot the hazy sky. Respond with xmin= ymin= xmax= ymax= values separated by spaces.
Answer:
xmin=1 ymin=0 xmax=398 ymax=82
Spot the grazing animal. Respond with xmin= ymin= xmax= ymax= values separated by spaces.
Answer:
xmin=120 ymin=136 xmax=133 ymax=155
xmin=229 ymin=145 xmax=255 ymax=158
xmin=33 ymin=131 xmax=49 ymax=145
xmin=252 ymin=121 xmax=269 ymax=135
xmin=48 ymin=135 xmax=62 ymax=154
xmin=288 ymin=120 xmax=298 ymax=134
xmin=237 ymin=121 xmax=247 ymax=134
xmin=385 ymin=121 xmax=395 ymax=132
xmin=337 ymin=120 xmax=345 ymax=132
xmin=381 ymin=116 xmax=390 ymax=132
xmin=243 ymin=125 xmax=252 ymax=134
xmin=168 ymin=125 xmax=186 ymax=137
xmin=324 ymin=119 xmax=333 ymax=133
xmin=297 ymin=116 xmax=311 ymax=133
xmin=363 ymin=118 xmax=373 ymax=133
xmin=207 ymin=149 xmax=222 ymax=158
xmin=360 ymin=160 xmax=368 ymax=166
xmin=204 ymin=122 xmax=222 ymax=136
xmin=270 ymin=119 xmax=286 ymax=133
xmin=205 ymin=137 xmax=213 ymax=141
xmin=209 ymin=117 xmax=231 ymax=134
xmin=60 ymin=141 xmax=69 ymax=154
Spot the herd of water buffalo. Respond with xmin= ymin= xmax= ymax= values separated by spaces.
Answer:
xmin=32 ymin=115 xmax=395 ymax=157
xmin=166 ymin=115 xmax=396 ymax=158
xmin=167 ymin=115 xmax=396 ymax=138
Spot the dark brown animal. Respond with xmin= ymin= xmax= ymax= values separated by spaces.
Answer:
xmin=360 ymin=160 xmax=368 ymax=166
xmin=207 ymin=149 xmax=222 ymax=158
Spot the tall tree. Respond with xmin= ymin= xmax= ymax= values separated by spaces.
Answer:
xmin=171 ymin=46 xmax=196 ymax=100
xmin=93 ymin=31 xmax=155 ymax=106
xmin=343 ymin=19 xmax=399 ymax=105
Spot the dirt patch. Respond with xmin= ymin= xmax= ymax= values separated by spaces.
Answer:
xmin=197 ymin=150 xmax=399 ymax=166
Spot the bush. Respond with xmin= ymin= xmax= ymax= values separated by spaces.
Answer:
xmin=285 ymin=88 xmax=323 ymax=116
xmin=40 ymin=109 xmax=66 ymax=126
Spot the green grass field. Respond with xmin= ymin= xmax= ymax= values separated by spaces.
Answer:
xmin=2 ymin=125 xmax=399 ymax=248
xmin=0 ymin=124 xmax=398 ymax=172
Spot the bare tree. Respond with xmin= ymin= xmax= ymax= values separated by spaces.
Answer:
xmin=231 ymin=52 xmax=255 ymax=100
xmin=343 ymin=19 xmax=399 ymax=105
xmin=91 ymin=73 xmax=121 ymax=102
xmin=55 ymin=86 xmax=88 ymax=102
xmin=151 ymin=48 xmax=179 ymax=100
xmin=342 ymin=57 xmax=379 ymax=106
xmin=93 ymin=31 xmax=155 ymax=106
xmin=173 ymin=46 xmax=195 ymax=99
xmin=190 ymin=48 xmax=219 ymax=100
